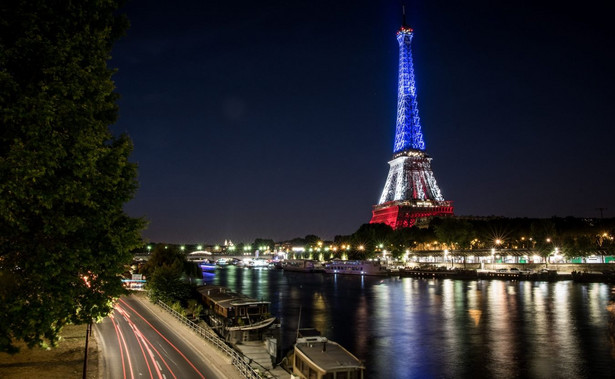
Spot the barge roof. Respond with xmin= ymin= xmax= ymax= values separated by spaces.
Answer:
xmin=295 ymin=337 xmax=364 ymax=372
xmin=197 ymin=285 xmax=269 ymax=309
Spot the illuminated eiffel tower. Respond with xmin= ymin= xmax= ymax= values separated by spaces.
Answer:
xmin=370 ymin=9 xmax=453 ymax=229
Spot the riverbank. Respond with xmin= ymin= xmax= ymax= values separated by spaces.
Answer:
xmin=397 ymin=263 xmax=615 ymax=282
xmin=0 ymin=323 xmax=98 ymax=379
xmin=208 ymin=264 xmax=615 ymax=378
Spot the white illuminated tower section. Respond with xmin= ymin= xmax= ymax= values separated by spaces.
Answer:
xmin=370 ymin=12 xmax=453 ymax=229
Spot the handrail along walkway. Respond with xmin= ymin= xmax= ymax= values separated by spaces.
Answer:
xmin=156 ymin=300 xmax=268 ymax=379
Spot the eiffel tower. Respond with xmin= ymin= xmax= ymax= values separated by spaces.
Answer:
xmin=370 ymin=10 xmax=453 ymax=229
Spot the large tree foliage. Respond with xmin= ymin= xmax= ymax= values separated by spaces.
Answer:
xmin=146 ymin=265 xmax=191 ymax=305
xmin=0 ymin=1 xmax=144 ymax=353
xmin=433 ymin=218 xmax=474 ymax=250
xmin=142 ymin=245 xmax=201 ymax=304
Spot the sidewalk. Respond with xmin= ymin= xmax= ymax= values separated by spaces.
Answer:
xmin=129 ymin=292 xmax=242 ymax=379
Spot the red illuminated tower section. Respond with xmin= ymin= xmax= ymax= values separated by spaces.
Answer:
xmin=370 ymin=12 xmax=453 ymax=229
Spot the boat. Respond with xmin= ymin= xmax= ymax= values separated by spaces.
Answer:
xmin=283 ymin=259 xmax=325 ymax=273
xmin=291 ymin=328 xmax=365 ymax=379
xmin=323 ymin=260 xmax=389 ymax=276
xmin=199 ymin=260 xmax=216 ymax=271
xmin=216 ymin=258 xmax=228 ymax=266
xmin=237 ymin=258 xmax=270 ymax=268
xmin=249 ymin=258 xmax=270 ymax=268
xmin=197 ymin=285 xmax=276 ymax=344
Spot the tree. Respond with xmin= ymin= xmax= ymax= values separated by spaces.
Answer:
xmin=434 ymin=218 xmax=474 ymax=250
xmin=146 ymin=266 xmax=190 ymax=305
xmin=252 ymin=238 xmax=275 ymax=251
xmin=352 ymin=223 xmax=394 ymax=251
xmin=304 ymin=235 xmax=321 ymax=245
xmin=531 ymin=220 xmax=558 ymax=266
xmin=0 ymin=1 xmax=144 ymax=353
xmin=143 ymin=245 xmax=200 ymax=304
xmin=142 ymin=244 xmax=186 ymax=277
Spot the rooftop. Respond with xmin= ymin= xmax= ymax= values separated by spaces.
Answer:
xmin=197 ymin=285 xmax=269 ymax=310
xmin=295 ymin=337 xmax=364 ymax=372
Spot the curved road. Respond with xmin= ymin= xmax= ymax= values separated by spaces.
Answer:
xmin=95 ymin=296 xmax=226 ymax=379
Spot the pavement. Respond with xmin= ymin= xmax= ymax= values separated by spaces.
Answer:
xmin=96 ymin=293 xmax=242 ymax=379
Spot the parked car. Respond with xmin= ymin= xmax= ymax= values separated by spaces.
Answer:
xmin=509 ymin=267 xmax=521 ymax=274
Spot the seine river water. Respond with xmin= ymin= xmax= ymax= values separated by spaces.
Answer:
xmin=203 ymin=266 xmax=615 ymax=378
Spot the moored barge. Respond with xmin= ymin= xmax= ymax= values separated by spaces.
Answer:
xmin=196 ymin=285 xmax=276 ymax=344
xmin=291 ymin=328 xmax=364 ymax=379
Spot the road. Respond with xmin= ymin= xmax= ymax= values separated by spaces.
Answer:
xmin=95 ymin=295 xmax=226 ymax=379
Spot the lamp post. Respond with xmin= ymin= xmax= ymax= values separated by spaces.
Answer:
xmin=545 ymin=238 xmax=551 ymax=267
xmin=82 ymin=321 xmax=92 ymax=379
xmin=492 ymin=239 xmax=502 ymax=269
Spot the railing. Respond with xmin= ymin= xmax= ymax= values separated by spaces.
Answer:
xmin=156 ymin=300 xmax=265 ymax=379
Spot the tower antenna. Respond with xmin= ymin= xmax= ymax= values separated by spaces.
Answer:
xmin=401 ymin=2 xmax=408 ymax=27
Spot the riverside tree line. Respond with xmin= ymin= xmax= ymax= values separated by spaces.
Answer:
xmin=142 ymin=216 xmax=615 ymax=263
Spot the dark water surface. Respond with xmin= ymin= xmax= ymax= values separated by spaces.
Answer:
xmin=204 ymin=266 xmax=615 ymax=378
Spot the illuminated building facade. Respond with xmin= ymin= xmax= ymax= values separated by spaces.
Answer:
xmin=370 ymin=14 xmax=453 ymax=229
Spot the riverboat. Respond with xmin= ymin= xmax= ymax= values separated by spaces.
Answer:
xmin=199 ymin=260 xmax=216 ymax=271
xmin=216 ymin=258 xmax=229 ymax=266
xmin=248 ymin=258 xmax=270 ymax=268
xmin=237 ymin=258 xmax=270 ymax=268
xmin=283 ymin=259 xmax=325 ymax=273
xmin=197 ymin=285 xmax=276 ymax=344
xmin=291 ymin=328 xmax=364 ymax=379
xmin=324 ymin=260 xmax=389 ymax=276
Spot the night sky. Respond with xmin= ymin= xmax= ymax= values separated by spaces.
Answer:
xmin=110 ymin=0 xmax=614 ymax=244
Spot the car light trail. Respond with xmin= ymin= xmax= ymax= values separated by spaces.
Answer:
xmin=118 ymin=299 xmax=202 ymax=378
xmin=117 ymin=303 xmax=179 ymax=379
xmin=111 ymin=313 xmax=134 ymax=379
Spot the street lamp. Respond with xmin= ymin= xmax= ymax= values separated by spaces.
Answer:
xmin=552 ymin=247 xmax=559 ymax=265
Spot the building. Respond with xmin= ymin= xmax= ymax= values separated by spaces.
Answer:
xmin=371 ymin=10 xmax=453 ymax=229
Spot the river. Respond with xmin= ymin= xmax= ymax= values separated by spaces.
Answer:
xmin=203 ymin=266 xmax=615 ymax=378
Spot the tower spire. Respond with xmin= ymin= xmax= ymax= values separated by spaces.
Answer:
xmin=402 ymin=4 xmax=407 ymax=28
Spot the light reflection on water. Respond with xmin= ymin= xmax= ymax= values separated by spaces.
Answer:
xmin=206 ymin=266 xmax=615 ymax=378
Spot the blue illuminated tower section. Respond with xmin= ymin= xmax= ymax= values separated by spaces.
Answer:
xmin=393 ymin=25 xmax=425 ymax=153
xmin=370 ymin=15 xmax=453 ymax=229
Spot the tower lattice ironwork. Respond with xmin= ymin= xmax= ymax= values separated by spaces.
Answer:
xmin=370 ymin=15 xmax=453 ymax=229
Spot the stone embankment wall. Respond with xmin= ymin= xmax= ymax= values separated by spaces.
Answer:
xmin=445 ymin=262 xmax=614 ymax=274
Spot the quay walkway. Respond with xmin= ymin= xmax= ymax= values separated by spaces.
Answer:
xmin=394 ymin=268 xmax=615 ymax=283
